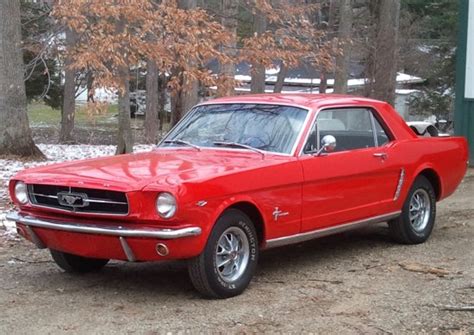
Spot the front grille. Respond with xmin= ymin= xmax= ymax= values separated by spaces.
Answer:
xmin=27 ymin=184 xmax=129 ymax=215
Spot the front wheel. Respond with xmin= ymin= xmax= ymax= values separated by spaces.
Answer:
xmin=50 ymin=249 xmax=109 ymax=273
xmin=188 ymin=209 xmax=259 ymax=298
xmin=388 ymin=175 xmax=436 ymax=244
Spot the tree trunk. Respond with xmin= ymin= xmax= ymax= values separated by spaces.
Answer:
xmin=250 ymin=9 xmax=267 ymax=94
xmin=273 ymin=62 xmax=287 ymax=93
xmin=145 ymin=60 xmax=159 ymax=144
xmin=0 ymin=0 xmax=43 ymax=158
xmin=182 ymin=75 xmax=199 ymax=115
xmin=369 ymin=0 xmax=400 ymax=105
xmin=328 ymin=0 xmax=338 ymax=28
xmin=115 ymin=16 xmax=133 ymax=155
xmin=115 ymin=66 xmax=133 ymax=154
xmin=158 ymin=73 xmax=167 ymax=131
xmin=364 ymin=2 xmax=378 ymax=97
xmin=59 ymin=27 xmax=77 ymax=143
xmin=218 ymin=0 xmax=238 ymax=97
xmin=177 ymin=0 xmax=196 ymax=8
xmin=319 ymin=0 xmax=337 ymax=95
xmin=171 ymin=82 xmax=183 ymax=127
xmin=172 ymin=0 xmax=199 ymax=125
xmin=334 ymin=0 xmax=353 ymax=94
xmin=319 ymin=72 xmax=327 ymax=93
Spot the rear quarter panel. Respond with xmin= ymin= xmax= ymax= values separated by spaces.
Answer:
xmin=390 ymin=136 xmax=468 ymax=204
xmin=363 ymin=102 xmax=467 ymax=206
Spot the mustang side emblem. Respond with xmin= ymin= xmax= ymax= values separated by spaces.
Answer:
xmin=57 ymin=192 xmax=89 ymax=208
xmin=273 ymin=207 xmax=289 ymax=221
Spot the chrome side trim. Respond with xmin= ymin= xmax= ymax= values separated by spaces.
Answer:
xmin=24 ymin=225 xmax=46 ymax=249
xmin=370 ymin=112 xmax=379 ymax=147
xmin=119 ymin=237 xmax=136 ymax=262
xmin=394 ymin=168 xmax=405 ymax=200
xmin=6 ymin=212 xmax=201 ymax=240
xmin=265 ymin=211 xmax=401 ymax=249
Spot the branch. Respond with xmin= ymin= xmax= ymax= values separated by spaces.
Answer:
xmin=24 ymin=56 xmax=42 ymax=82
xmin=75 ymin=87 xmax=87 ymax=99
xmin=38 ymin=56 xmax=52 ymax=100
xmin=440 ymin=305 xmax=474 ymax=312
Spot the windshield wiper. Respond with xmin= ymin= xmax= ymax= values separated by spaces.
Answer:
xmin=163 ymin=139 xmax=201 ymax=151
xmin=213 ymin=141 xmax=265 ymax=158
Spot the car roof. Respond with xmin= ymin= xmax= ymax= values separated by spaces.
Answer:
xmin=202 ymin=93 xmax=386 ymax=110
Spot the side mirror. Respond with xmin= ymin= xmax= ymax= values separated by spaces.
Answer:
xmin=313 ymin=135 xmax=337 ymax=156
xmin=321 ymin=135 xmax=337 ymax=152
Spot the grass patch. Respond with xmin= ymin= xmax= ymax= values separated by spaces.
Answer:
xmin=27 ymin=102 xmax=172 ymax=140
xmin=28 ymin=102 xmax=119 ymax=128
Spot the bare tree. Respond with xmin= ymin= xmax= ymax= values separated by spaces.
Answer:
xmin=59 ymin=27 xmax=77 ymax=143
xmin=115 ymin=18 xmax=133 ymax=155
xmin=319 ymin=0 xmax=337 ymax=94
xmin=116 ymin=65 xmax=133 ymax=154
xmin=158 ymin=73 xmax=167 ymax=131
xmin=55 ymin=1 xmax=229 ymax=149
xmin=0 ymin=0 xmax=43 ymax=158
xmin=218 ymin=0 xmax=238 ymax=97
xmin=367 ymin=0 xmax=400 ymax=104
xmin=243 ymin=1 xmax=336 ymax=95
xmin=177 ymin=0 xmax=199 ymax=118
xmin=250 ymin=9 xmax=267 ymax=94
xmin=333 ymin=0 xmax=353 ymax=94
xmin=145 ymin=60 xmax=159 ymax=143
xmin=273 ymin=62 xmax=287 ymax=93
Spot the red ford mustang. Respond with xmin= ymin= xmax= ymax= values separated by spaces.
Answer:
xmin=7 ymin=94 xmax=468 ymax=298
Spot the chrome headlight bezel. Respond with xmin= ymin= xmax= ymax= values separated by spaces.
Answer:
xmin=14 ymin=181 xmax=29 ymax=205
xmin=156 ymin=192 xmax=177 ymax=219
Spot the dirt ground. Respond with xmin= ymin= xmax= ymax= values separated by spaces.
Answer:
xmin=0 ymin=170 xmax=472 ymax=334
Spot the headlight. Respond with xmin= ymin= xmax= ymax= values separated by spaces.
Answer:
xmin=14 ymin=181 xmax=29 ymax=205
xmin=156 ymin=192 xmax=177 ymax=219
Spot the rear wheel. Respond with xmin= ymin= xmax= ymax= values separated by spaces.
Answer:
xmin=389 ymin=175 xmax=436 ymax=244
xmin=50 ymin=249 xmax=109 ymax=273
xmin=188 ymin=209 xmax=259 ymax=298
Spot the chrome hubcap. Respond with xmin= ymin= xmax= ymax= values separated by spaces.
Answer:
xmin=215 ymin=227 xmax=250 ymax=283
xmin=409 ymin=189 xmax=431 ymax=232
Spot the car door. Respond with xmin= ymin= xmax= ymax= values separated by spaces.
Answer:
xmin=299 ymin=107 xmax=401 ymax=232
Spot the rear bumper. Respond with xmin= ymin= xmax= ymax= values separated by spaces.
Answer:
xmin=6 ymin=211 xmax=203 ymax=261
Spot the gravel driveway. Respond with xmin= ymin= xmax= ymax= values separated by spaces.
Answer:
xmin=0 ymin=170 xmax=472 ymax=334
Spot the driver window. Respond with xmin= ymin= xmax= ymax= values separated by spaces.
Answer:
xmin=303 ymin=108 xmax=390 ymax=154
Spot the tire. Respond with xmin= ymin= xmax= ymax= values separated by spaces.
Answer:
xmin=388 ymin=175 xmax=436 ymax=244
xmin=188 ymin=209 xmax=259 ymax=299
xmin=50 ymin=249 xmax=109 ymax=273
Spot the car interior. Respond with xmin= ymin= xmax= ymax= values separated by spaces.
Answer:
xmin=303 ymin=109 xmax=390 ymax=154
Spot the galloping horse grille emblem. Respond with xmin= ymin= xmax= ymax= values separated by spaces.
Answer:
xmin=57 ymin=192 xmax=89 ymax=208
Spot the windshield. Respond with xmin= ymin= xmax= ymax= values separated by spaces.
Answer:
xmin=160 ymin=104 xmax=308 ymax=155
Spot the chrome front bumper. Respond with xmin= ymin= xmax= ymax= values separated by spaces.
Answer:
xmin=6 ymin=212 xmax=202 ymax=261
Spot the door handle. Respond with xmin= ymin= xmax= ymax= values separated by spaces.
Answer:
xmin=373 ymin=152 xmax=388 ymax=160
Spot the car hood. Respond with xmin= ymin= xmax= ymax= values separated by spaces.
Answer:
xmin=14 ymin=148 xmax=289 ymax=192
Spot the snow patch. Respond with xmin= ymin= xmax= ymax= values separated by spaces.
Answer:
xmin=0 ymin=212 xmax=18 ymax=241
